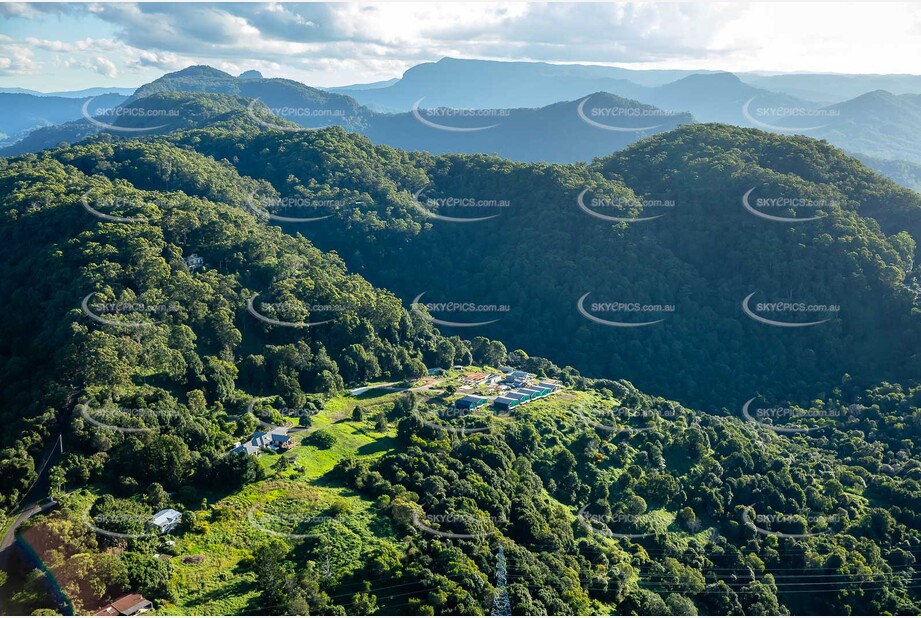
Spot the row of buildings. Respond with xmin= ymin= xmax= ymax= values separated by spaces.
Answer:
xmin=453 ymin=380 xmax=561 ymax=412
xmin=494 ymin=382 xmax=560 ymax=411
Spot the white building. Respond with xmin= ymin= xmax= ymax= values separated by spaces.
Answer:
xmin=150 ymin=508 xmax=182 ymax=534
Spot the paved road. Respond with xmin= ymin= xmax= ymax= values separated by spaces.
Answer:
xmin=0 ymin=491 xmax=74 ymax=568
xmin=0 ymin=498 xmax=61 ymax=614
xmin=350 ymin=382 xmax=444 ymax=396
xmin=0 ymin=503 xmax=42 ymax=562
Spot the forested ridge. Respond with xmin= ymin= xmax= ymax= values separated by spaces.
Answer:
xmin=0 ymin=94 xmax=919 ymax=616
xmin=2 ymin=66 xmax=692 ymax=163
xmin=167 ymin=111 xmax=921 ymax=410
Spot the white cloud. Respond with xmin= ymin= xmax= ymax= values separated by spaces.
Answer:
xmin=1 ymin=2 xmax=920 ymax=87
xmin=90 ymin=55 xmax=118 ymax=77
xmin=0 ymin=40 xmax=38 ymax=75
xmin=55 ymin=2 xmax=753 ymax=82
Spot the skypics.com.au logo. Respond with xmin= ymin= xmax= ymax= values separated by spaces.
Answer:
xmin=246 ymin=99 xmax=350 ymax=132
xmin=82 ymin=97 xmax=177 ymax=133
xmin=411 ymin=98 xmax=508 ymax=132
xmin=742 ymin=188 xmax=833 ymax=223
xmin=246 ymin=191 xmax=343 ymax=223
xmin=411 ymin=186 xmax=509 ymax=223
xmin=576 ymin=95 xmax=684 ymax=132
xmin=742 ymin=507 xmax=840 ymax=538
xmin=576 ymin=403 xmax=676 ymax=434
xmin=577 ymin=505 xmax=656 ymax=539
xmin=415 ymin=404 xmax=512 ymax=435
xmin=82 ymin=293 xmax=181 ymax=329
xmin=247 ymin=294 xmax=347 ymax=328
xmin=577 ymin=293 xmax=675 ymax=328
xmin=741 ymin=96 xmax=840 ymax=132
xmin=84 ymin=510 xmax=160 ymax=540
xmin=577 ymin=189 xmax=674 ymax=223
xmin=78 ymin=404 xmax=181 ymax=434
xmin=742 ymin=397 xmax=849 ymax=434
xmin=247 ymin=503 xmax=345 ymax=540
xmin=411 ymin=293 xmax=510 ymax=328
xmin=81 ymin=192 xmax=150 ymax=224
xmin=411 ymin=508 xmax=500 ymax=539
xmin=742 ymin=292 xmax=839 ymax=328
xmin=246 ymin=397 xmax=317 ymax=422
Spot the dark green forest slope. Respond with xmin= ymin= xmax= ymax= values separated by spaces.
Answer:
xmin=174 ymin=118 xmax=921 ymax=410
xmin=0 ymin=104 xmax=920 ymax=616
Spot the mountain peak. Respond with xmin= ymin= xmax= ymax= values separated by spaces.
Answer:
xmin=670 ymin=71 xmax=744 ymax=88
xmin=853 ymin=89 xmax=897 ymax=101
xmin=239 ymin=70 xmax=264 ymax=80
xmin=170 ymin=65 xmax=231 ymax=78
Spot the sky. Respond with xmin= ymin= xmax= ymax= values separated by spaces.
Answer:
xmin=1 ymin=2 xmax=920 ymax=92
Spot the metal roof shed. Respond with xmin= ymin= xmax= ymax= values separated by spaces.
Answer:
xmin=493 ymin=397 xmax=519 ymax=410
xmin=456 ymin=395 xmax=489 ymax=409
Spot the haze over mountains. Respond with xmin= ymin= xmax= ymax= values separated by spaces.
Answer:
xmin=4 ymin=46 xmax=921 ymax=617
xmin=332 ymin=57 xmax=921 ymax=109
xmin=0 ymin=92 xmax=128 ymax=147
xmin=1 ymin=66 xmax=695 ymax=164
xmin=4 ymin=58 xmax=921 ymax=186
xmin=0 ymin=86 xmax=135 ymax=98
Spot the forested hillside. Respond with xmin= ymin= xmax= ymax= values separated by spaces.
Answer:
xmin=0 ymin=107 xmax=920 ymax=616
xmin=172 ymin=120 xmax=921 ymax=410
xmin=0 ymin=137 xmax=476 ymax=511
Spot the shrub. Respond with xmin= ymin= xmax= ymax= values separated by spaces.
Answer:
xmin=311 ymin=430 xmax=336 ymax=449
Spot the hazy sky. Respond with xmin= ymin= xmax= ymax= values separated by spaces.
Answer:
xmin=1 ymin=2 xmax=920 ymax=91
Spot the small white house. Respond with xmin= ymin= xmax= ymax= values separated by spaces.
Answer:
xmin=150 ymin=508 xmax=182 ymax=534
xmin=184 ymin=254 xmax=204 ymax=271
xmin=231 ymin=427 xmax=292 ymax=457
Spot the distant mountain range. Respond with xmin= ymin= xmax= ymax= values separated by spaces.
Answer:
xmin=332 ymin=57 xmax=921 ymax=109
xmin=850 ymin=152 xmax=921 ymax=191
xmin=329 ymin=57 xmax=690 ymax=111
xmin=327 ymin=77 xmax=399 ymax=92
xmin=798 ymin=90 xmax=921 ymax=165
xmin=0 ymin=86 xmax=136 ymax=97
xmin=365 ymin=92 xmax=693 ymax=163
xmin=0 ymin=90 xmax=295 ymax=156
xmin=0 ymin=92 xmax=128 ymax=147
xmin=743 ymin=72 xmax=921 ymax=103
xmin=4 ymin=59 xmax=921 ymax=189
xmin=2 ymin=67 xmax=693 ymax=163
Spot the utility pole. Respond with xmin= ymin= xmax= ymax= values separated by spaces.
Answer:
xmin=322 ymin=549 xmax=331 ymax=580
xmin=491 ymin=545 xmax=511 ymax=616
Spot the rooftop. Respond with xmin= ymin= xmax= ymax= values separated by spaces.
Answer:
xmin=94 ymin=594 xmax=152 ymax=616
xmin=151 ymin=508 xmax=181 ymax=526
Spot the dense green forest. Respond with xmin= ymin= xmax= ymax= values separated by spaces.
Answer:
xmin=163 ymin=111 xmax=921 ymax=410
xmin=0 ymin=95 xmax=920 ymax=616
